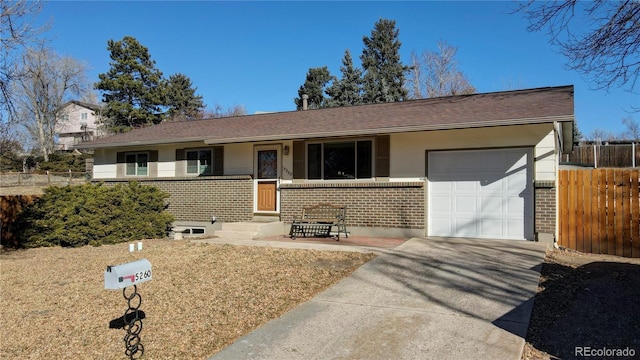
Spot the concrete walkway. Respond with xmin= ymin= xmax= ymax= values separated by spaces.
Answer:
xmin=208 ymin=237 xmax=547 ymax=360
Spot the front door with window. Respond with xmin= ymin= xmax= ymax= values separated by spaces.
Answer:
xmin=254 ymin=146 xmax=280 ymax=213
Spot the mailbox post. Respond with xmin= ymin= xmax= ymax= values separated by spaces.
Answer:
xmin=105 ymin=259 xmax=152 ymax=359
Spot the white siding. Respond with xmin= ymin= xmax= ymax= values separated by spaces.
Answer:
xmin=224 ymin=143 xmax=253 ymax=175
xmin=157 ymin=146 xmax=176 ymax=177
xmin=92 ymin=149 xmax=115 ymax=179
xmin=93 ymin=141 xmax=294 ymax=179
xmin=534 ymin=130 xmax=557 ymax=182
xmin=389 ymin=124 xmax=557 ymax=182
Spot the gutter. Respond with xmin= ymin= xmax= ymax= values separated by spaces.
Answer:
xmin=73 ymin=136 xmax=212 ymax=150
xmin=74 ymin=115 xmax=573 ymax=150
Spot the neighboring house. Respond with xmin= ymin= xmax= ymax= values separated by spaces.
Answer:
xmin=75 ymin=86 xmax=574 ymax=243
xmin=56 ymin=100 xmax=105 ymax=150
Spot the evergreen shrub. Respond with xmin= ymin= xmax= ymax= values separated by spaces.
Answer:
xmin=15 ymin=182 xmax=174 ymax=248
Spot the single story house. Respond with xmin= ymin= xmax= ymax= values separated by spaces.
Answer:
xmin=75 ymin=85 xmax=574 ymax=242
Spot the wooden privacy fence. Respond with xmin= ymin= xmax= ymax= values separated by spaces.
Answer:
xmin=564 ymin=143 xmax=639 ymax=168
xmin=558 ymin=169 xmax=640 ymax=258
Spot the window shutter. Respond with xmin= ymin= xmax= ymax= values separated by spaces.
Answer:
xmin=175 ymin=149 xmax=185 ymax=161
xmin=149 ymin=150 xmax=159 ymax=177
xmin=375 ymin=135 xmax=390 ymax=178
xmin=213 ymin=146 xmax=224 ymax=175
xmin=116 ymin=152 xmax=125 ymax=178
xmin=175 ymin=149 xmax=185 ymax=176
xmin=292 ymin=141 xmax=305 ymax=179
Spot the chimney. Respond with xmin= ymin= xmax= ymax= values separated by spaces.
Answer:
xmin=302 ymin=94 xmax=308 ymax=110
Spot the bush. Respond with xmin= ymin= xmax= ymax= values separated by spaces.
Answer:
xmin=38 ymin=152 xmax=92 ymax=172
xmin=15 ymin=182 xmax=174 ymax=248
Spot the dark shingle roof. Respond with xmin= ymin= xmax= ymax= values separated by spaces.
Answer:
xmin=75 ymin=85 xmax=574 ymax=149
xmin=63 ymin=100 xmax=103 ymax=112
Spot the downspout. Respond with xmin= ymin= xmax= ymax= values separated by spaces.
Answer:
xmin=553 ymin=121 xmax=561 ymax=247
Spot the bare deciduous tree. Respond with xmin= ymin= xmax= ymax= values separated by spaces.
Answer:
xmin=200 ymin=104 xmax=246 ymax=119
xmin=0 ymin=0 xmax=46 ymax=140
xmin=588 ymin=128 xmax=617 ymax=143
xmin=515 ymin=0 xmax=640 ymax=95
xmin=621 ymin=116 xmax=640 ymax=140
xmin=406 ymin=41 xmax=476 ymax=99
xmin=13 ymin=47 xmax=87 ymax=161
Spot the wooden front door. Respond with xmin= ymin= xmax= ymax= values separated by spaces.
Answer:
xmin=255 ymin=147 xmax=279 ymax=213
xmin=257 ymin=181 xmax=277 ymax=211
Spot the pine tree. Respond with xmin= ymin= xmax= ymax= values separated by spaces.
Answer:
xmin=325 ymin=50 xmax=363 ymax=107
xmin=165 ymin=73 xmax=204 ymax=121
xmin=294 ymin=66 xmax=333 ymax=110
xmin=95 ymin=36 xmax=166 ymax=131
xmin=360 ymin=19 xmax=409 ymax=104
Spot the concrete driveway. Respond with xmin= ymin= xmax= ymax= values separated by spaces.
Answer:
xmin=210 ymin=237 xmax=547 ymax=360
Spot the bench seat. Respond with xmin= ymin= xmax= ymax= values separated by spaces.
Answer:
xmin=289 ymin=203 xmax=348 ymax=240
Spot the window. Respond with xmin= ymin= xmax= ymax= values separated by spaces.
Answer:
xmin=307 ymin=140 xmax=372 ymax=179
xmin=81 ymin=113 xmax=88 ymax=120
xmin=186 ymin=149 xmax=212 ymax=175
xmin=187 ymin=227 xmax=206 ymax=235
xmin=125 ymin=153 xmax=148 ymax=176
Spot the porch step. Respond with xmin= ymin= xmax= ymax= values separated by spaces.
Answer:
xmin=214 ymin=230 xmax=259 ymax=241
xmin=215 ymin=221 xmax=286 ymax=240
xmin=252 ymin=215 xmax=281 ymax=223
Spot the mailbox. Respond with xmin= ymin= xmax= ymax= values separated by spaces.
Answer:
xmin=105 ymin=259 xmax=152 ymax=290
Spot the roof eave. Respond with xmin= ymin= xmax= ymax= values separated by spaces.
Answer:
xmin=74 ymin=115 xmax=573 ymax=149
xmin=204 ymin=115 xmax=574 ymax=145
xmin=73 ymin=136 xmax=211 ymax=150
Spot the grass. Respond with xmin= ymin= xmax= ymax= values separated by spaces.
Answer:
xmin=0 ymin=239 xmax=376 ymax=359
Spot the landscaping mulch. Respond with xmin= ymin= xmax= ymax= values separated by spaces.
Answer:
xmin=0 ymin=239 xmax=376 ymax=359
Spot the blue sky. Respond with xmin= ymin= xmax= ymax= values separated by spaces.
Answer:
xmin=37 ymin=1 xmax=638 ymax=138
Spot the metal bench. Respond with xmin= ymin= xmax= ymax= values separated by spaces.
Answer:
xmin=289 ymin=203 xmax=348 ymax=240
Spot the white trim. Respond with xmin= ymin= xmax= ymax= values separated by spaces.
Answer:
xmin=253 ymin=145 xmax=281 ymax=214
xmin=124 ymin=151 xmax=149 ymax=177
xmin=185 ymin=148 xmax=213 ymax=176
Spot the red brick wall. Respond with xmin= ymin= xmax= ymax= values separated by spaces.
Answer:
xmin=280 ymin=182 xmax=425 ymax=229
xmin=535 ymin=182 xmax=556 ymax=235
xmin=97 ymin=176 xmax=253 ymax=222
xmin=95 ymin=177 xmax=556 ymax=237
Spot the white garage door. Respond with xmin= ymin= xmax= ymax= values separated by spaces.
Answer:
xmin=428 ymin=148 xmax=534 ymax=240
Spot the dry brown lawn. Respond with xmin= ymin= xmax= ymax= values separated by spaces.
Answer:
xmin=522 ymin=249 xmax=640 ymax=359
xmin=0 ymin=239 xmax=376 ymax=359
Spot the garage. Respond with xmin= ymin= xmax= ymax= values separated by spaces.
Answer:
xmin=428 ymin=148 xmax=534 ymax=240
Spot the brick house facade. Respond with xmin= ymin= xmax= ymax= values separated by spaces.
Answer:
xmin=79 ymin=86 xmax=574 ymax=242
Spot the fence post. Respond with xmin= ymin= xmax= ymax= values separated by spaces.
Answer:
xmin=633 ymin=142 xmax=636 ymax=168
xmin=47 ymin=170 xmax=51 ymax=184
xmin=68 ymin=169 xmax=72 ymax=185
xmin=593 ymin=144 xmax=598 ymax=168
